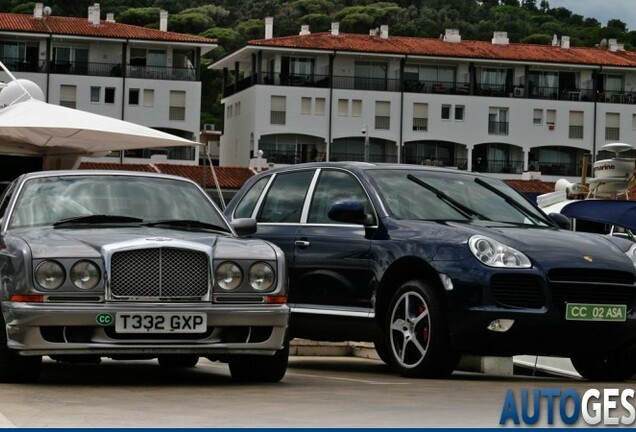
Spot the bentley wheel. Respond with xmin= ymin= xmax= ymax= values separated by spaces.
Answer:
xmin=0 ymin=315 xmax=41 ymax=383
xmin=571 ymin=351 xmax=636 ymax=381
xmin=228 ymin=339 xmax=289 ymax=383
xmin=385 ymin=280 xmax=457 ymax=378
xmin=157 ymin=355 xmax=199 ymax=368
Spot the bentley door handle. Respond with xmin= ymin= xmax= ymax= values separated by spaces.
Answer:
xmin=295 ymin=240 xmax=311 ymax=248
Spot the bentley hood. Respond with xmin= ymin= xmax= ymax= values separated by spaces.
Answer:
xmin=11 ymin=227 xmax=279 ymax=260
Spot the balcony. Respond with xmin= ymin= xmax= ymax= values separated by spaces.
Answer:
xmin=329 ymin=152 xmax=397 ymax=163
xmin=221 ymin=70 xmax=636 ymax=109
xmin=0 ymin=57 xmax=196 ymax=81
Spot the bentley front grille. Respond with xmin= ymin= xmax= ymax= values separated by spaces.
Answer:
xmin=110 ymin=248 xmax=209 ymax=300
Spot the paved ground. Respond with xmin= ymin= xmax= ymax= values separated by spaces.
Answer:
xmin=0 ymin=355 xmax=632 ymax=428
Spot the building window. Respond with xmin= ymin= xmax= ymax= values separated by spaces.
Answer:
xmin=226 ymin=105 xmax=233 ymax=119
xmin=441 ymin=104 xmax=451 ymax=120
xmin=315 ymin=98 xmax=325 ymax=115
xmin=605 ymin=112 xmax=620 ymax=141
xmin=352 ymin=100 xmax=362 ymax=117
xmin=90 ymin=86 xmax=100 ymax=103
xmin=413 ymin=103 xmax=428 ymax=131
xmin=533 ymin=109 xmax=543 ymax=125
xmin=105 ymin=87 xmax=115 ymax=104
xmin=632 ymin=114 xmax=636 ymax=130
xmin=143 ymin=89 xmax=154 ymax=107
xmin=59 ymin=85 xmax=76 ymax=109
xmin=488 ymin=107 xmax=508 ymax=135
xmin=270 ymin=95 xmax=286 ymax=125
xmin=375 ymin=101 xmax=390 ymax=130
xmin=454 ymin=105 xmax=465 ymax=121
xmin=355 ymin=61 xmax=387 ymax=91
xmin=338 ymin=99 xmax=348 ymax=116
xmin=235 ymin=101 xmax=241 ymax=116
xmin=129 ymin=88 xmax=140 ymax=105
xmin=568 ymin=111 xmax=584 ymax=139
xmin=169 ymin=90 xmax=186 ymax=121
xmin=546 ymin=109 xmax=556 ymax=127
xmin=301 ymin=97 xmax=311 ymax=115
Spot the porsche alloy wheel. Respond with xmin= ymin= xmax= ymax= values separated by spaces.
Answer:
xmin=386 ymin=280 xmax=457 ymax=378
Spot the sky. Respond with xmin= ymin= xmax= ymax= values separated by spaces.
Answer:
xmin=548 ymin=0 xmax=636 ymax=31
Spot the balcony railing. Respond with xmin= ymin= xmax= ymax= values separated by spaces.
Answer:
xmin=329 ymin=152 xmax=397 ymax=163
xmin=0 ymin=57 xmax=196 ymax=80
xmin=222 ymin=72 xmax=636 ymax=107
xmin=569 ymin=125 xmax=584 ymax=139
xmin=605 ymin=127 xmax=620 ymax=141
xmin=488 ymin=121 xmax=509 ymax=135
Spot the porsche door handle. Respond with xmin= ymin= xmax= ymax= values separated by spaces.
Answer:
xmin=295 ymin=240 xmax=311 ymax=248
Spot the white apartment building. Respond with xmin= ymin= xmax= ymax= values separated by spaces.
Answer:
xmin=211 ymin=22 xmax=636 ymax=181
xmin=0 ymin=3 xmax=217 ymax=178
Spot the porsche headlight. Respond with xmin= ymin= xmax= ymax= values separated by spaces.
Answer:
xmin=248 ymin=262 xmax=275 ymax=291
xmin=468 ymin=235 xmax=531 ymax=268
xmin=215 ymin=261 xmax=243 ymax=291
xmin=35 ymin=260 xmax=65 ymax=289
xmin=70 ymin=260 xmax=100 ymax=290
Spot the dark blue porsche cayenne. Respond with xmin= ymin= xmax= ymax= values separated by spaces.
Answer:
xmin=224 ymin=162 xmax=636 ymax=380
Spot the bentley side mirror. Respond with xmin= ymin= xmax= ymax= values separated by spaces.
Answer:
xmin=231 ymin=218 xmax=257 ymax=236
xmin=328 ymin=201 xmax=374 ymax=226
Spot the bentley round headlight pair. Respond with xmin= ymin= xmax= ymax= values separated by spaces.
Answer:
xmin=215 ymin=261 xmax=275 ymax=291
xmin=34 ymin=260 xmax=100 ymax=290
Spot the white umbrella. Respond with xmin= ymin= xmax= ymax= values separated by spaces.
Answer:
xmin=0 ymin=64 xmax=198 ymax=168
xmin=0 ymin=97 xmax=197 ymax=156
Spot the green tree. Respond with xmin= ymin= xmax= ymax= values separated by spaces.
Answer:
xmin=168 ymin=13 xmax=214 ymax=34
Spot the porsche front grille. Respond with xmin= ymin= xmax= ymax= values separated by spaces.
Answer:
xmin=109 ymin=248 xmax=209 ymax=300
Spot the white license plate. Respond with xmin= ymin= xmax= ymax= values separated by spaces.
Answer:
xmin=115 ymin=312 xmax=207 ymax=333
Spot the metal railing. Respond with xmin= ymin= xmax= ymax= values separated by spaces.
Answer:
xmin=569 ymin=125 xmax=584 ymax=139
xmin=488 ymin=121 xmax=509 ymax=135
xmin=375 ymin=116 xmax=390 ymax=130
xmin=0 ymin=56 xmax=196 ymax=81
xmin=329 ymin=152 xmax=397 ymax=163
xmin=270 ymin=111 xmax=286 ymax=125
xmin=605 ymin=127 xmax=620 ymax=141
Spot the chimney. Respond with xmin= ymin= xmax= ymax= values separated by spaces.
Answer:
xmin=560 ymin=36 xmax=570 ymax=49
xmin=265 ymin=17 xmax=273 ymax=39
xmin=34 ymin=3 xmax=43 ymax=19
xmin=608 ymin=38 xmax=624 ymax=52
xmin=88 ymin=3 xmax=100 ymax=26
xmin=551 ymin=34 xmax=559 ymax=46
xmin=106 ymin=12 xmax=115 ymax=23
xmin=331 ymin=22 xmax=339 ymax=36
xmin=491 ymin=31 xmax=509 ymax=45
xmin=299 ymin=24 xmax=310 ymax=36
xmin=380 ymin=25 xmax=389 ymax=39
xmin=443 ymin=29 xmax=461 ymax=43
xmin=159 ymin=10 xmax=168 ymax=31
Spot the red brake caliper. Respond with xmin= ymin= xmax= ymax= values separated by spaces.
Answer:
xmin=419 ymin=304 xmax=429 ymax=343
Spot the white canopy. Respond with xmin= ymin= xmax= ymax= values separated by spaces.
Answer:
xmin=0 ymin=76 xmax=198 ymax=169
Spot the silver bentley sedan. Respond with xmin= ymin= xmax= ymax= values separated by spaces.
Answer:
xmin=0 ymin=170 xmax=289 ymax=383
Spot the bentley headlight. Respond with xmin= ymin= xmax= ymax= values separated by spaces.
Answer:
xmin=468 ymin=235 xmax=531 ymax=268
xmin=70 ymin=260 xmax=100 ymax=290
xmin=626 ymin=244 xmax=636 ymax=269
xmin=35 ymin=260 xmax=65 ymax=289
xmin=215 ymin=262 xmax=243 ymax=291
xmin=248 ymin=262 xmax=275 ymax=291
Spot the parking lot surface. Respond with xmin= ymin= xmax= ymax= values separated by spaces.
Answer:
xmin=0 ymin=355 xmax=633 ymax=428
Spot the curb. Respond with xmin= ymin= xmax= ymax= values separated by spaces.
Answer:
xmin=290 ymin=339 xmax=515 ymax=376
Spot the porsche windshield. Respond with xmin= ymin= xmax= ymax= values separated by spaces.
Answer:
xmin=9 ymin=175 xmax=229 ymax=230
xmin=368 ymin=169 xmax=551 ymax=226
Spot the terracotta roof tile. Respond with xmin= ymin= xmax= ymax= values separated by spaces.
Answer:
xmin=0 ymin=13 xmax=216 ymax=44
xmin=155 ymin=164 xmax=254 ymax=189
xmin=78 ymin=162 xmax=254 ymax=189
xmin=504 ymin=179 xmax=556 ymax=194
xmin=78 ymin=162 xmax=158 ymax=172
xmin=250 ymin=33 xmax=635 ymax=67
